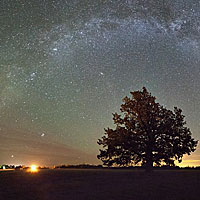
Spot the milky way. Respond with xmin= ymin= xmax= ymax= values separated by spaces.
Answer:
xmin=0 ymin=0 xmax=200 ymax=166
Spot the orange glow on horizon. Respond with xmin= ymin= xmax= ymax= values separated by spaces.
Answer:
xmin=27 ymin=165 xmax=38 ymax=173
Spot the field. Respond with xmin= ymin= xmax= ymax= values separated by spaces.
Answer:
xmin=0 ymin=169 xmax=199 ymax=200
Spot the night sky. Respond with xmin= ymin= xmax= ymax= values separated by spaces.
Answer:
xmin=1 ymin=0 xmax=200 ymax=167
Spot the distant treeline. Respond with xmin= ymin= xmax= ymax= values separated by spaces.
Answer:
xmin=54 ymin=164 xmax=103 ymax=169
xmin=54 ymin=164 xmax=200 ymax=170
xmin=1 ymin=164 xmax=200 ymax=170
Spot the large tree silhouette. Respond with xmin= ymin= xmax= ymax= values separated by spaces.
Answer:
xmin=97 ymin=87 xmax=198 ymax=170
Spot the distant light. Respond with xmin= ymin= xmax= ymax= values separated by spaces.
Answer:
xmin=41 ymin=133 xmax=45 ymax=137
xmin=29 ymin=165 xmax=38 ymax=173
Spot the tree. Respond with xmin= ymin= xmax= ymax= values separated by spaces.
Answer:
xmin=97 ymin=87 xmax=198 ymax=171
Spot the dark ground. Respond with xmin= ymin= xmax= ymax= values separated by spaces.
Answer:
xmin=0 ymin=169 xmax=199 ymax=200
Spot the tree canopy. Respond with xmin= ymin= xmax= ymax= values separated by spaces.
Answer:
xmin=97 ymin=87 xmax=198 ymax=170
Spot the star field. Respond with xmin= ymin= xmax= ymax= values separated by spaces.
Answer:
xmin=0 ymin=0 xmax=200 ymax=166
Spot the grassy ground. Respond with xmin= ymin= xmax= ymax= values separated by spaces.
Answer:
xmin=0 ymin=169 xmax=199 ymax=200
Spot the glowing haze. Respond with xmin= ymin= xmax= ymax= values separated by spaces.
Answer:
xmin=0 ymin=0 xmax=200 ymax=166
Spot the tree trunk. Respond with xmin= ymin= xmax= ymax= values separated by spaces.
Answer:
xmin=146 ymin=136 xmax=153 ymax=172
xmin=146 ymin=156 xmax=153 ymax=172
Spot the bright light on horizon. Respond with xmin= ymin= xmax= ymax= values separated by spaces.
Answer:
xmin=29 ymin=165 xmax=38 ymax=173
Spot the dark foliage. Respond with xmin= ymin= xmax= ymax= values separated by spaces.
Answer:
xmin=97 ymin=87 xmax=198 ymax=170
